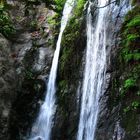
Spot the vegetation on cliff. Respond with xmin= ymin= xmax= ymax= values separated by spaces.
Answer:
xmin=0 ymin=1 xmax=15 ymax=37
xmin=120 ymin=5 xmax=140 ymax=112
xmin=51 ymin=0 xmax=87 ymax=138
xmin=109 ymin=3 xmax=140 ymax=136
xmin=58 ymin=0 xmax=86 ymax=106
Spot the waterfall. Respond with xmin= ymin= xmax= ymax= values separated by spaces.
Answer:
xmin=77 ymin=0 xmax=108 ymax=140
xmin=29 ymin=0 xmax=74 ymax=140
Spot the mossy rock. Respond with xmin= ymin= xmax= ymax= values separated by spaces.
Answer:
xmin=122 ymin=111 xmax=138 ymax=132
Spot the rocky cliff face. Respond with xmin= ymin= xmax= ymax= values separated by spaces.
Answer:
xmin=0 ymin=34 xmax=18 ymax=140
xmin=0 ymin=0 xmax=60 ymax=139
xmin=0 ymin=0 xmax=140 ymax=140
xmin=96 ymin=1 xmax=140 ymax=140
xmin=53 ymin=0 xmax=140 ymax=140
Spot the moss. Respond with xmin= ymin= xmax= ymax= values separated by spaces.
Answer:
xmin=122 ymin=111 xmax=138 ymax=132
xmin=126 ymin=15 xmax=140 ymax=28
xmin=120 ymin=66 xmax=140 ymax=96
xmin=55 ymin=6 xmax=86 ymax=137
xmin=25 ymin=70 xmax=34 ymax=80
xmin=60 ymin=47 xmax=73 ymax=72
xmin=75 ymin=0 xmax=87 ymax=17
xmin=29 ymin=20 xmax=38 ymax=31
xmin=131 ymin=0 xmax=139 ymax=6
xmin=124 ymin=6 xmax=140 ymax=22
xmin=57 ymin=0 xmax=86 ymax=109
xmin=59 ymin=0 xmax=86 ymax=76
xmin=118 ymin=5 xmax=140 ymax=115
xmin=124 ymin=78 xmax=136 ymax=89
xmin=0 ymin=1 xmax=15 ymax=37
xmin=124 ymin=53 xmax=140 ymax=62
xmin=131 ymin=101 xmax=140 ymax=110
xmin=53 ymin=0 xmax=66 ymax=13
xmin=126 ymin=34 xmax=139 ymax=42
xmin=109 ymin=5 xmax=140 ymax=123
xmin=47 ymin=13 xmax=60 ymax=29
xmin=120 ymin=6 xmax=140 ymax=62
xmin=57 ymin=80 xmax=69 ymax=107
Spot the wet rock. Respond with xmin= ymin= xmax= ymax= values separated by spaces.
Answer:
xmin=15 ymin=32 xmax=32 ymax=43
xmin=0 ymin=34 xmax=17 ymax=139
xmin=113 ymin=121 xmax=125 ymax=140
xmin=0 ymin=0 xmax=56 ymax=139
xmin=95 ymin=1 xmax=140 ymax=140
xmin=33 ymin=47 xmax=54 ymax=73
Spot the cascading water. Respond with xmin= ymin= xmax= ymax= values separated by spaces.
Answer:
xmin=29 ymin=0 xmax=74 ymax=140
xmin=77 ymin=0 xmax=108 ymax=140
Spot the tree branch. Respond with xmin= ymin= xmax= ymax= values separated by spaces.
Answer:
xmin=95 ymin=0 xmax=117 ymax=9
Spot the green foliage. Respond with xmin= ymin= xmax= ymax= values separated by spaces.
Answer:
xmin=0 ymin=2 xmax=15 ymax=37
xmin=52 ymin=0 xmax=85 ymax=14
xmin=54 ymin=0 xmax=66 ymax=12
xmin=118 ymin=6 xmax=140 ymax=113
xmin=47 ymin=14 xmax=60 ymax=27
xmin=75 ymin=0 xmax=86 ymax=17
xmin=57 ymin=80 xmax=69 ymax=108
xmin=124 ymin=53 xmax=140 ymax=62
xmin=123 ymin=106 xmax=130 ymax=113
xmin=109 ymin=6 xmax=140 ymax=133
xmin=124 ymin=6 xmax=140 ymax=22
xmin=131 ymin=65 xmax=140 ymax=81
xmin=29 ymin=20 xmax=38 ymax=30
xmin=124 ymin=78 xmax=136 ymax=89
xmin=126 ymin=34 xmax=139 ymax=42
xmin=57 ymin=0 xmax=86 ymax=110
xmin=120 ymin=67 xmax=139 ymax=96
xmin=62 ymin=16 xmax=80 ymax=46
xmin=126 ymin=15 xmax=140 ymax=28
xmin=120 ymin=6 xmax=140 ymax=63
xmin=60 ymin=0 xmax=86 ymax=73
xmin=60 ymin=47 xmax=72 ymax=71
xmin=58 ymin=80 xmax=68 ymax=94
xmin=25 ymin=70 xmax=34 ymax=80
xmin=123 ymin=101 xmax=140 ymax=113
xmin=131 ymin=101 xmax=140 ymax=110
xmin=47 ymin=16 xmax=56 ymax=25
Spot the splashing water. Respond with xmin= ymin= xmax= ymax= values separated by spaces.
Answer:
xmin=29 ymin=0 xmax=74 ymax=140
xmin=77 ymin=0 xmax=108 ymax=140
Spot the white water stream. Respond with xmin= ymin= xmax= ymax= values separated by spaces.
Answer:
xmin=29 ymin=0 xmax=74 ymax=140
xmin=77 ymin=0 xmax=108 ymax=140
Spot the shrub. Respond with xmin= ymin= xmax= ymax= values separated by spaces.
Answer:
xmin=0 ymin=2 xmax=15 ymax=37
xmin=126 ymin=15 xmax=140 ymax=28
xmin=124 ymin=78 xmax=136 ymax=89
xmin=131 ymin=101 xmax=140 ymax=110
